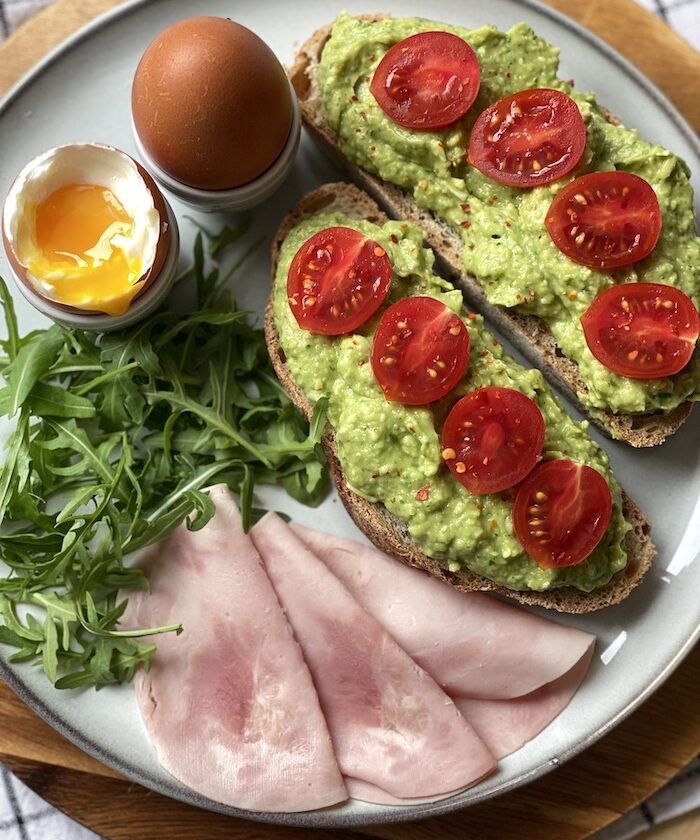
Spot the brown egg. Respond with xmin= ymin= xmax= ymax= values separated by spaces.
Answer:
xmin=132 ymin=16 xmax=293 ymax=190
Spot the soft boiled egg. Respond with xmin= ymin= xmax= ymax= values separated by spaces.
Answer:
xmin=2 ymin=143 xmax=170 ymax=317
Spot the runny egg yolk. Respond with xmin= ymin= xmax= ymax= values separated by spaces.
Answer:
xmin=30 ymin=184 xmax=144 ymax=316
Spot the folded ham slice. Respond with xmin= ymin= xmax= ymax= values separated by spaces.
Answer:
xmin=292 ymin=524 xmax=595 ymax=700
xmin=251 ymin=513 xmax=496 ymax=801
xmin=454 ymin=646 xmax=596 ymax=758
xmin=120 ymin=485 xmax=347 ymax=813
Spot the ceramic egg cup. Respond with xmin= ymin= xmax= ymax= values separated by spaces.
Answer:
xmin=132 ymin=79 xmax=301 ymax=213
xmin=8 ymin=200 xmax=180 ymax=332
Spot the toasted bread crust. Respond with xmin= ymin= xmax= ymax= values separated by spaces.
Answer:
xmin=265 ymin=182 xmax=655 ymax=613
xmin=287 ymin=19 xmax=693 ymax=448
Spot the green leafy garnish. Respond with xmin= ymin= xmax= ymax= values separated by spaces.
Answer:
xmin=0 ymin=224 xmax=328 ymax=689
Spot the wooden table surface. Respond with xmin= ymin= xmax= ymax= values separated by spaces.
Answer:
xmin=0 ymin=1 xmax=699 ymax=839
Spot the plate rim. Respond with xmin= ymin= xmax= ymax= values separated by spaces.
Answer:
xmin=0 ymin=0 xmax=699 ymax=828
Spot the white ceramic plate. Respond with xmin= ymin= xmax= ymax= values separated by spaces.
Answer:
xmin=0 ymin=0 xmax=698 ymax=828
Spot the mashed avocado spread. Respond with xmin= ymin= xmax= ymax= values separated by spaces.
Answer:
xmin=317 ymin=13 xmax=700 ymax=418
xmin=273 ymin=211 xmax=631 ymax=592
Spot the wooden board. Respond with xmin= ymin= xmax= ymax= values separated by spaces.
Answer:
xmin=0 ymin=1 xmax=699 ymax=838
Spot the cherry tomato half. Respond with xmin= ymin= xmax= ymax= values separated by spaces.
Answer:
xmin=545 ymin=171 xmax=662 ymax=270
xmin=513 ymin=459 xmax=612 ymax=569
xmin=441 ymin=386 xmax=545 ymax=495
xmin=581 ymin=282 xmax=700 ymax=379
xmin=468 ymin=89 xmax=586 ymax=187
xmin=371 ymin=296 xmax=470 ymax=405
xmin=287 ymin=227 xmax=393 ymax=335
xmin=370 ymin=31 xmax=480 ymax=130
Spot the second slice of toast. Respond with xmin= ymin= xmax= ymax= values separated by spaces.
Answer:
xmin=265 ymin=182 xmax=655 ymax=613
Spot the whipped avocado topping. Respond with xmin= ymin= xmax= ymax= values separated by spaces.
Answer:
xmin=273 ymin=211 xmax=631 ymax=592
xmin=317 ymin=13 xmax=700 ymax=419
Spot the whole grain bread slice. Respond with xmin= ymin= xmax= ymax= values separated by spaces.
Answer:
xmin=287 ymin=17 xmax=693 ymax=448
xmin=265 ymin=182 xmax=655 ymax=613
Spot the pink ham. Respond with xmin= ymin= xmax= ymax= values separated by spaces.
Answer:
xmin=292 ymin=524 xmax=595 ymax=700
xmin=454 ymin=646 xmax=596 ymax=758
xmin=251 ymin=513 xmax=496 ymax=801
xmin=120 ymin=485 xmax=347 ymax=813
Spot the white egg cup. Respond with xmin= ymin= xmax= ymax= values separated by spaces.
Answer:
xmin=132 ymin=79 xmax=301 ymax=213
xmin=8 ymin=200 xmax=180 ymax=332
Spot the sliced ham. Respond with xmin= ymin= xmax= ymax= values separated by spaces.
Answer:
xmin=120 ymin=485 xmax=347 ymax=813
xmin=251 ymin=513 xmax=496 ymax=800
xmin=454 ymin=645 xmax=596 ymax=758
xmin=292 ymin=524 xmax=595 ymax=700
xmin=345 ymin=777 xmax=473 ymax=806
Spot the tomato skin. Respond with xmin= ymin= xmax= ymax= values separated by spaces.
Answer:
xmin=581 ymin=282 xmax=700 ymax=379
xmin=441 ymin=387 xmax=545 ymax=495
xmin=287 ymin=227 xmax=393 ymax=336
xmin=513 ymin=460 xmax=612 ymax=569
xmin=370 ymin=31 xmax=480 ymax=130
xmin=468 ymin=89 xmax=586 ymax=187
xmin=545 ymin=171 xmax=662 ymax=270
xmin=371 ymin=296 xmax=470 ymax=405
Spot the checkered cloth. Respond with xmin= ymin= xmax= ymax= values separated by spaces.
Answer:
xmin=0 ymin=1 xmax=699 ymax=839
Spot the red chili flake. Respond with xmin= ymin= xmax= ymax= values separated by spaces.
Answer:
xmin=460 ymin=203 xmax=471 ymax=213
xmin=358 ymin=360 xmax=365 ymax=366
xmin=461 ymin=220 xmax=472 ymax=229
xmin=504 ymin=220 xmax=512 ymax=228
xmin=351 ymin=95 xmax=358 ymax=102
xmin=371 ymin=472 xmax=380 ymax=479
xmin=390 ymin=234 xmax=399 ymax=243
xmin=492 ymin=339 xmax=499 ymax=347
xmin=467 ymin=313 xmax=477 ymax=320
xmin=415 ymin=485 xmax=430 ymax=502
xmin=408 ymin=425 xmax=416 ymax=433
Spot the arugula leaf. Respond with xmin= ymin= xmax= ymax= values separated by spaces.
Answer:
xmin=28 ymin=383 xmax=96 ymax=418
xmin=4 ymin=327 xmax=64 ymax=416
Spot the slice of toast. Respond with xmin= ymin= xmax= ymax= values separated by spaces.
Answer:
xmin=265 ymin=182 xmax=655 ymax=613
xmin=287 ymin=17 xmax=693 ymax=448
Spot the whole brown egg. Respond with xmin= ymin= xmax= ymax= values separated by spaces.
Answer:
xmin=132 ymin=16 xmax=293 ymax=190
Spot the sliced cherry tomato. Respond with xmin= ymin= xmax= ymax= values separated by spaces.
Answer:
xmin=581 ymin=282 xmax=700 ymax=379
xmin=545 ymin=171 xmax=662 ymax=269
xmin=371 ymin=296 xmax=470 ymax=405
xmin=468 ymin=89 xmax=586 ymax=187
xmin=370 ymin=31 xmax=480 ymax=130
xmin=287 ymin=227 xmax=393 ymax=335
xmin=441 ymin=386 xmax=545 ymax=495
xmin=513 ymin=459 xmax=612 ymax=569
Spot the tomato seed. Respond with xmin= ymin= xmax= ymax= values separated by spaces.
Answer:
xmin=455 ymin=462 xmax=467 ymax=474
xmin=534 ymin=491 xmax=548 ymax=502
xmin=442 ymin=447 xmax=456 ymax=460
